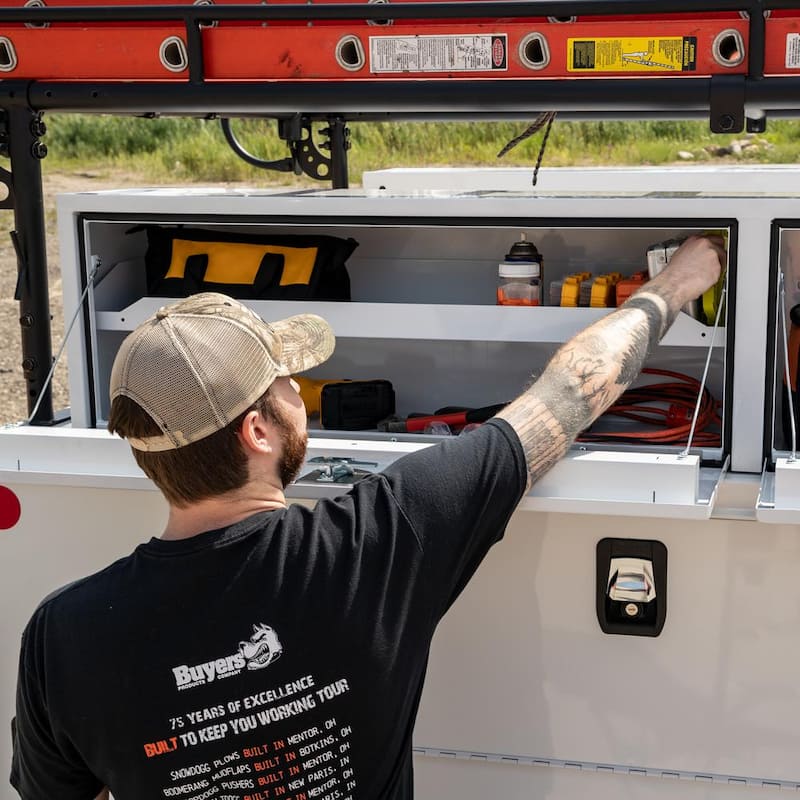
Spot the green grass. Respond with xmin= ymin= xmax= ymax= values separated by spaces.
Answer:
xmin=41 ymin=113 xmax=800 ymax=184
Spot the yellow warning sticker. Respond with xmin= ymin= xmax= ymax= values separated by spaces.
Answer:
xmin=568 ymin=37 xmax=697 ymax=72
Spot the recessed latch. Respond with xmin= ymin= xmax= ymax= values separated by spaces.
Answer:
xmin=597 ymin=538 xmax=667 ymax=636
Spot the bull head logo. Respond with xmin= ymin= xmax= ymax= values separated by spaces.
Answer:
xmin=239 ymin=623 xmax=283 ymax=670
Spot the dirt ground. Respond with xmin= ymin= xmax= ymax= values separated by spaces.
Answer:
xmin=0 ymin=169 xmax=207 ymax=426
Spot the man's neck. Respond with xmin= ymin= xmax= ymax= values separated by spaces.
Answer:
xmin=161 ymin=487 xmax=287 ymax=540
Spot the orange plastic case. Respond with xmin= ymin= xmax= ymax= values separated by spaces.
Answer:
xmin=0 ymin=2 xmax=750 ymax=81
xmin=615 ymin=271 xmax=648 ymax=307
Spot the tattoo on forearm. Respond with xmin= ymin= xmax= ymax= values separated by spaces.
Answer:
xmin=615 ymin=320 xmax=653 ymax=387
xmin=499 ymin=288 xmax=677 ymax=483
xmin=529 ymin=368 xmax=593 ymax=442
xmin=622 ymin=294 xmax=675 ymax=353
xmin=498 ymin=398 xmax=571 ymax=485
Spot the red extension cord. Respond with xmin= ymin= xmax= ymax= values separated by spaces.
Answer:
xmin=577 ymin=368 xmax=722 ymax=446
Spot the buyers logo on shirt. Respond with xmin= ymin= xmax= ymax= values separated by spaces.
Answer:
xmin=172 ymin=623 xmax=283 ymax=690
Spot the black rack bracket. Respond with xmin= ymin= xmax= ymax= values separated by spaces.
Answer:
xmin=710 ymin=75 xmax=746 ymax=134
xmin=1 ymin=106 xmax=53 ymax=423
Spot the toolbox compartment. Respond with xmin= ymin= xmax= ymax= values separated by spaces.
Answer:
xmin=52 ymin=184 xmax=741 ymax=517
xmin=758 ymin=221 xmax=800 ymax=521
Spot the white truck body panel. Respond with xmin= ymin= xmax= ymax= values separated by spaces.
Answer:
xmin=3 ymin=167 xmax=800 ymax=798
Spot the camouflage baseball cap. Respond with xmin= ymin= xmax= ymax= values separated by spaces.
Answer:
xmin=110 ymin=292 xmax=335 ymax=451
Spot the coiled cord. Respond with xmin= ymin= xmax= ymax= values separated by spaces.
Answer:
xmin=577 ymin=368 xmax=722 ymax=446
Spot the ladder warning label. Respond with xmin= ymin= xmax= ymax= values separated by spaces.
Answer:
xmin=568 ymin=36 xmax=697 ymax=72
xmin=786 ymin=33 xmax=800 ymax=68
xmin=369 ymin=34 xmax=507 ymax=73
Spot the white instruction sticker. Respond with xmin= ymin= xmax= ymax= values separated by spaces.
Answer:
xmin=369 ymin=34 xmax=507 ymax=73
xmin=786 ymin=33 xmax=800 ymax=69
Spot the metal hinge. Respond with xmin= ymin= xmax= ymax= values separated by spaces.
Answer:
xmin=412 ymin=747 xmax=798 ymax=790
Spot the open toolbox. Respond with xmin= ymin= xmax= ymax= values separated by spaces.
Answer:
xmin=758 ymin=219 xmax=800 ymax=521
xmin=53 ymin=181 xmax=746 ymax=517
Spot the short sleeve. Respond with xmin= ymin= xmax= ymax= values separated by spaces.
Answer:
xmin=10 ymin=613 xmax=103 ymax=799
xmin=379 ymin=419 xmax=527 ymax=617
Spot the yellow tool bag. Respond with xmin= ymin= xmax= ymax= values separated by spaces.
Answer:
xmin=142 ymin=226 xmax=358 ymax=300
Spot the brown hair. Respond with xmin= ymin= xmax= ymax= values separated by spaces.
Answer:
xmin=108 ymin=392 xmax=275 ymax=507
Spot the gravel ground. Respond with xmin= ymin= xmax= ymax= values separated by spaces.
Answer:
xmin=0 ymin=169 xmax=188 ymax=426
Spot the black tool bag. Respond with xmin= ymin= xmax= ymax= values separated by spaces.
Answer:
xmin=321 ymin=380 xmax=396 ymax=430
xmin=142 ymin=226 xmax=357 ymax=300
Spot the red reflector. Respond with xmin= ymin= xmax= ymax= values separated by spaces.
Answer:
xmin=0 ymin=485 xmax=21 ymax=530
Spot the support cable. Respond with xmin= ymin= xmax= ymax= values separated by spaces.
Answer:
xmin=681 ymin=273 xmax=728 ymax=456
xmin=26 ymin=258 xmax=101 ymax=425
xmin=779 ymin=271 xmax=797 ymax=460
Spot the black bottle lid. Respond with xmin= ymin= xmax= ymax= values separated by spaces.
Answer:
xmin=505 ymin=232 xmax=541 ymax=262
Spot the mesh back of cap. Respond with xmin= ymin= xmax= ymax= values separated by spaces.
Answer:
xmin=113 ymin=312 xmax=278 ymax=449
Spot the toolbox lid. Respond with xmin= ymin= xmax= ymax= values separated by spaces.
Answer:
xmin=0 ymin=426 xmax=729 ymax=519
xmin=756 ymin=459 xmax=800 ymax=523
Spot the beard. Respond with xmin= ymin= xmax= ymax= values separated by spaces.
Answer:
xmin=278 ymin=424 xmax=308 ymax=489
xmin=270 ymin=402 xmax=308 ymax=489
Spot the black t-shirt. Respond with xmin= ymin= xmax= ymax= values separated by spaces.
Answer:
xmin=11 ymin=419 xmax=526 ymax=800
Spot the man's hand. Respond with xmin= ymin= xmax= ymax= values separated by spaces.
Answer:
xmin=655 ymin=234 xmax=726 ymax=309
xmin=497 ymin=234 xmax=727 ymax=485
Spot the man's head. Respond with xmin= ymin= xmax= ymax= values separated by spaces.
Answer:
xmin=107 ymin=292 xmax=334 ymax=506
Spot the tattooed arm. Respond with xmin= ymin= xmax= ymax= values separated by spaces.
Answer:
xmin=497 ymin=235 xmax=725 ymax=485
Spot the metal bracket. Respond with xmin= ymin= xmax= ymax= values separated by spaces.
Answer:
xmin=746 ymin=115 xmax=767 ymax=133
xmin=308 ymin=456 xmax=378 ymax=467
xmin=0 ymin=108 xmax=46 ymax=211
xmin=282 ymin=114 xmax=350 ymax=187
xmin=4 ymin=106 xmax=54 ymax=423
xmin=220 ymin=114 xmax=350 ymax=188
xmin=709 ymin=74 xmax=745 ymax=134
xmin=298 ymin=456 xmax=375 ymax=485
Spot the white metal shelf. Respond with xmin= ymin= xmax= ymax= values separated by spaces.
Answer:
xmin=96 ymin=297 xmax=721 ymax=347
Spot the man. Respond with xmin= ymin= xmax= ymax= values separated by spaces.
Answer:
xmin=11 ymin=235 xmax=724 ymax=799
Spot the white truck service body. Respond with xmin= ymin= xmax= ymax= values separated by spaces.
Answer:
xmin=2 ymin=166 xmax=800 ymax=799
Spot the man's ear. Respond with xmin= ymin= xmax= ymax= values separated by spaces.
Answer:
xmin=239 ymin=409 xmax=275 ymax=456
